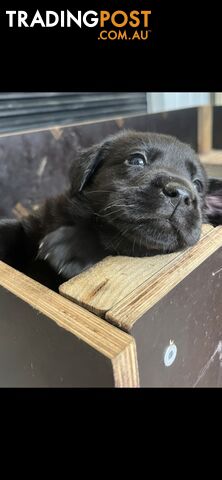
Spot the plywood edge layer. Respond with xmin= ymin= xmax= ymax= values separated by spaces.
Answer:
xmin=106 ymin=226 xmax=222 ymax=330
xmin=0 ymin=261 xmax=135 ymax=368
xmin=112 ymin=338 xmax=140 ymax=387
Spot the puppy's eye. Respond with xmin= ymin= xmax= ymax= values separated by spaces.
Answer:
xmin=125 ymin=154 xmax=146 ymax=167
xmin=193 ymin=179 xmax=203 ymax=193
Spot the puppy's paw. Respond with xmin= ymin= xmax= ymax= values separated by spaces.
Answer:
xmin=37 ymin=226 xmax=86 ymax=279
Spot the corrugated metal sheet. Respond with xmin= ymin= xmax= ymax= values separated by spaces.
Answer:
xmin=0 ymin=92 xmax=147 ymax=133
xmin=147 ymin=92 xmax=211 ymax=113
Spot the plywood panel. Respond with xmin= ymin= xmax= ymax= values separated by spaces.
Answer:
xmin=0 ymin=261 xmax=139 ymax=387
xmin=0 ymin=286 xmax=114 ymax=387
xmin=131 ymin=248 xmax=222 ymax=387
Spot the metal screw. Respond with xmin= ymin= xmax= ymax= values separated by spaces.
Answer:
xmin=164 ymin=341 xmax=177 ymax=367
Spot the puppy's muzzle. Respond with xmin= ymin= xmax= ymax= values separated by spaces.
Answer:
xmin=163 ymin=181 xmax=196 ymax=208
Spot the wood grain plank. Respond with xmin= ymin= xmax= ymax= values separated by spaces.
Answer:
xmin=59 ymin=224 xmax=214 ymax=318
xmin=0 ymin=261 xmax=139 ymax=387
xmin=198 ymin=105 xmax=212 ymax=154
xmin=200 ymin=149 xmax=222 ymax=165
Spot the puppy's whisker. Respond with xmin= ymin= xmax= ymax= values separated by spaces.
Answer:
xmin=105 ymin=224 xmax=134 ymax=252
xmin=97 ymin=209 xmax=124 ymax=218
xmin=112 ymin=227 xmax=132 ymax=252
xmin=84 ymin=190 xmax=114 ymax=195
xmin=102 ymin=204 xmax=134 ymax=212
xmin=113 ymin=224 xmax=144 ymax=252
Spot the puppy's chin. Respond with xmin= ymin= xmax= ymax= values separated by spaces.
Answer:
xmin=170 ymin=219 xmax=202 ymax=250
xmin=138 ymin=219 xmax=201 ymax=254
xmin=169 ymin=206 xmax=202 ymax=250
xmin=104 ymin=216 xmax=202 ymax=256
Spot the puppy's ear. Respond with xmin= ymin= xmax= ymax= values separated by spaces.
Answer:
xmin=204 ymin=177 xmax=222 ymax=226
xmin=69 ymin=144 xmax=103 ymax=193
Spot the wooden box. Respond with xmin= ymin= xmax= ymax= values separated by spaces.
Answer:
xmin=60 ymin=224 xmax=222 ymax=387
xmin=0 ymin=105 xmax=222 ymax=387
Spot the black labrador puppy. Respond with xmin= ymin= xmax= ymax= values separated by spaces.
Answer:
xmin=0 ymin=130 xmax=222 ymax=284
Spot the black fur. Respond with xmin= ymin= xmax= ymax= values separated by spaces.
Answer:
xmin=1 ymin=130 xmax=222 ymax=286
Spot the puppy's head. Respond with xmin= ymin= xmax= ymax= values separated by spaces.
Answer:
xmin=70 ymin=131 xmax=222 ymax=255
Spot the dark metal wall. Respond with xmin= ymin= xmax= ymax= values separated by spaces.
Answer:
xmin=0 ymin=92 xmax=147 ymax=134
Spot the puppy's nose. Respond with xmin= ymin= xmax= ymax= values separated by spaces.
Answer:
xmin=163 ymin=182 xmax=193 ymax=206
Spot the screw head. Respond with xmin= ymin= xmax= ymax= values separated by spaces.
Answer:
xmin=164 ymin=342 xmax=177 ymax=367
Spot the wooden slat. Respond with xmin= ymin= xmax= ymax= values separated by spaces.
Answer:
xmin=59 ymin=224 xmax=214 ymax=319
xmin=0 ymin=261 xmax=139 ymax=387
xmin=200 ymin=149 xmax=222 ymax=165
xmin=198 ymin=105 xmax=212 ymax=154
